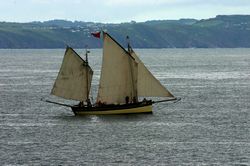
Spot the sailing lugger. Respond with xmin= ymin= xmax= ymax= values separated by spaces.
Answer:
xmin=46 ymin=31 xmax=178 ymax=115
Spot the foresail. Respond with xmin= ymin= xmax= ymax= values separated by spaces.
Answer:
xmin=131 ymin=50 xmax=174 ymax=98
xmin=97 ymin=33 xmax=138 ymax=104
xmin=51 ymin=47 xmax=93 ymax=101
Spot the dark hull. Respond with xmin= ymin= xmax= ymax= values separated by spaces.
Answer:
xmin=71 ymin=102 xmax=152 ymax=115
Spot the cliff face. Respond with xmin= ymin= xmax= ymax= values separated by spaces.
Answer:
xmin=0 ymin=15 xmax=250 ymax=48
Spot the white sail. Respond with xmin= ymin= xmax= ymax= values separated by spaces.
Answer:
xmin=51 ymin=47 xmax=93 ymax=101
xmin=97 ymin=33 xmax=138 ymax=104
xmin=131 ymin=50 xmax=174 ymax=97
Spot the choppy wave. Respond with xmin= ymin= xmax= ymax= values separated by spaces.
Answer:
xmin=0 ymin=49 xmax=249 ymax=165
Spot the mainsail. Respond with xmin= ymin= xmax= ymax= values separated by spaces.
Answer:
xmin=96 ymin=32 xmax=174 ymax=104
xmin=97 ymin=32 xmax=138 ymax=104
xmin=130 ymin=50 xmax=174 ymax=97
xmin=51 ymin=47 xmax=93 ymax=101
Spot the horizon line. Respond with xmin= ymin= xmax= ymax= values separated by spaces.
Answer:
xmin=0 ymin=14 xmax=249 ymax=24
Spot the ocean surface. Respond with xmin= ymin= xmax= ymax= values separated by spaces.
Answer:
xmin=0 ymin=48 xmax=249 ymax=165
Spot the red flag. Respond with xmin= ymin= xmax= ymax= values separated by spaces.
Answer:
xmin=91 ymin=31 xmax=101 ymax=38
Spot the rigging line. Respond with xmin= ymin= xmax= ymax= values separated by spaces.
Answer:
xmin=89 ymin=83 xmax=94 ymax=104
xmin=104 ymin=32 xmax=135 ymax=60
xmin=84 ymin=45 xmax=92 ymax=103
xmin=152 ymin=97 xmax=181 ymax=104
xmin=127 ymin=36 xmax=137 ymax=101
xmin=85 ymin=47 xmax=89 ymax=101
xmin=41 ymin=98 xmax=74 ymax=107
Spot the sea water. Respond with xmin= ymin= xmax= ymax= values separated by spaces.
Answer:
xmin=0 ymin=49 xmax=249 ymax=165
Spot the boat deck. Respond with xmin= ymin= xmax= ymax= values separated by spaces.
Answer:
xmin=71 ymin=101 xmax=153 ymax=115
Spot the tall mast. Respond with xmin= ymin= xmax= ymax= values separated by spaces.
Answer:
xmin=127 ymin=36 xmax=138 ymax=102
xmin=85 ymin=46 xmax=90 ymax=102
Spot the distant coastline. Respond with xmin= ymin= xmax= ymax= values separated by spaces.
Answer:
xmin=0 ymin=15 xmax=250 ymax=48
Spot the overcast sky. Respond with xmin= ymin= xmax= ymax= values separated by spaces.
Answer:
xmin=1 ymin=0 xmax=250 ymax=23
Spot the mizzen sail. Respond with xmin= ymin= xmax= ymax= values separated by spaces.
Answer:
xmin=51 ymin=47 xmax=93 ymax=101
xmin=97 ymin=32 xmax=138 ymax=104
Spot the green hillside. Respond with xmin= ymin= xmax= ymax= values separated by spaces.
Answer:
xmin=0 ymin=15 xmax=250 ymax=48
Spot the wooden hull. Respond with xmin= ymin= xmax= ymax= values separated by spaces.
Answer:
xmin=71 ymin=103 xmax=152 ymax=115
